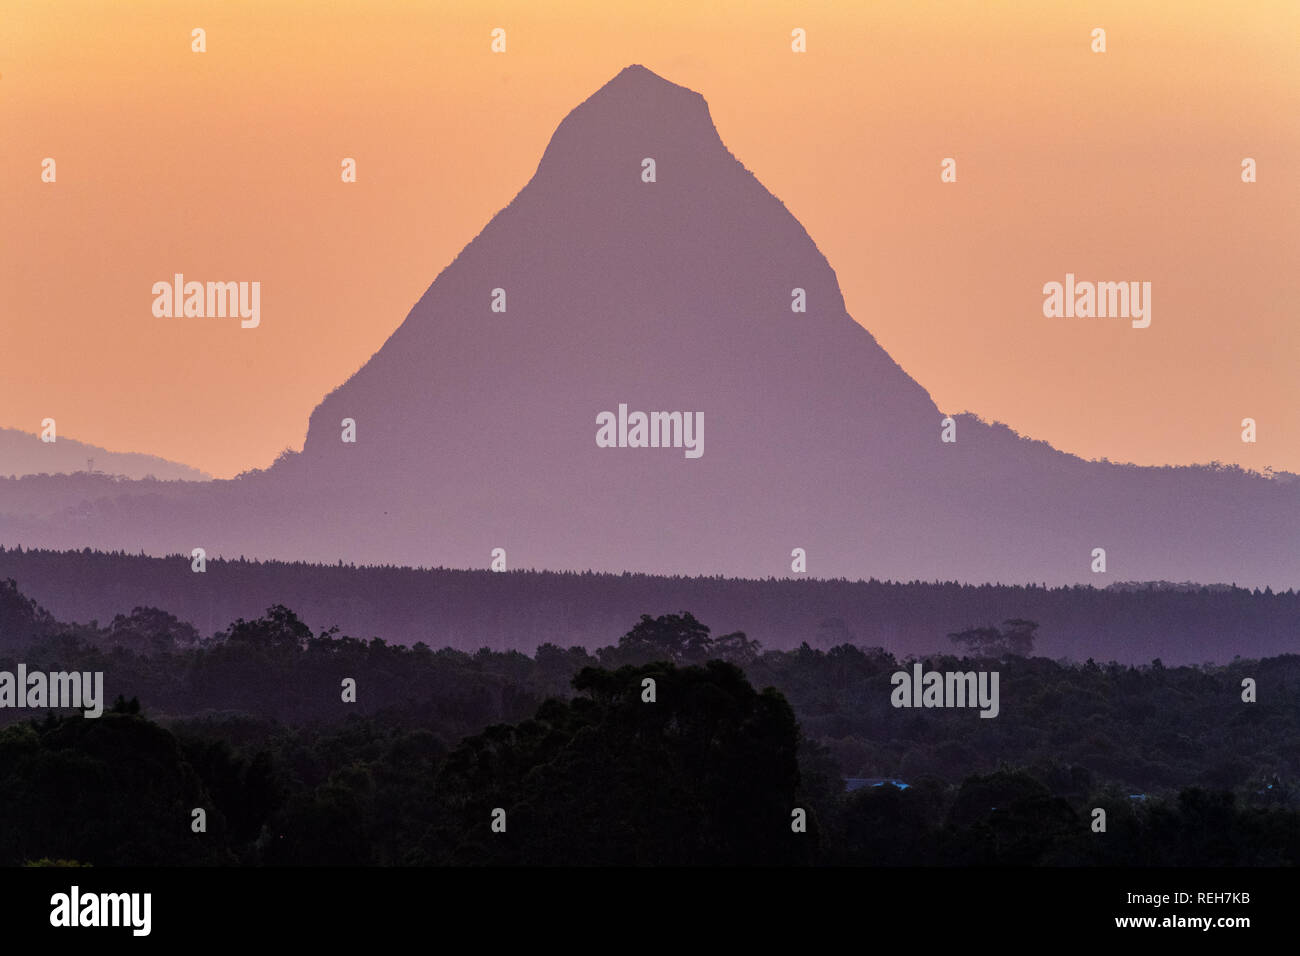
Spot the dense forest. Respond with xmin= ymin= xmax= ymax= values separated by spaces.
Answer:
xmin=0 ymin=579 xmax=1296 ymax=866
xmin=0 ymin=545 xmax=1296 ymax=665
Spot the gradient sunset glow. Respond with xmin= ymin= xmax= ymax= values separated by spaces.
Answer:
xmin=3 ymin=0 xmax=1296 ymax=478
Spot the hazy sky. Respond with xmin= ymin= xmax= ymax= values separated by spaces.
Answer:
xmin=2 ymin=0 xmax=1296 ymax=479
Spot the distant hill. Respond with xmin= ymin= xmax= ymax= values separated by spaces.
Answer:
xmin=0 ymin=427 xmax=208 ymax=481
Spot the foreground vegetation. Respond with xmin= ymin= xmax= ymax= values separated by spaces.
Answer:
xmin=0 ymin=580 xmax=1295 ymax=865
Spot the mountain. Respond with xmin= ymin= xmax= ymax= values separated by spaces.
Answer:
xmin=0 ymin=65 xmax=1297 ymax=589
xmin=0 ymin=427 xmax=209 ymax=481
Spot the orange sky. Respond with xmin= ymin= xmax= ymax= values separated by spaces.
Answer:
xmin=2 ymin=0 xmax=1297 ymax=479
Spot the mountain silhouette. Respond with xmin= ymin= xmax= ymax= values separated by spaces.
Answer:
xmin=2 ymin=65 xmax=1297 ymax=588
xmin=0 ymin=427 xmax=209 ymax=482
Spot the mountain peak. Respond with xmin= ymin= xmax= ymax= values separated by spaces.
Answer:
xmin=534 ymin=65 xmax=722 ymax=184
xmin=596 ymin=64 xmax=695 ymax=98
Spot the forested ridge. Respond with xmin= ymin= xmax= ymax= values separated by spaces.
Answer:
xmin=1 ymin=545 xmax=1296 ymax=665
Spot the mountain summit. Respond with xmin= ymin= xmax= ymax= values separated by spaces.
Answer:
xmin=533 ymin=64 xmax=726 ymax=183
xmin=284 ymin=64 xmax=948 ymax=577
xmin=3 ymin=66 xmax=1297 ymax=587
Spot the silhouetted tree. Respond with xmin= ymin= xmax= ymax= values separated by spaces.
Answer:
xmin=424 ymin=660 xmax=813 ymax=865
xmin=614 ymin=612 xmax=714 ymax=663
xmin=949 ymin=619 xmax=1037 ymax=657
